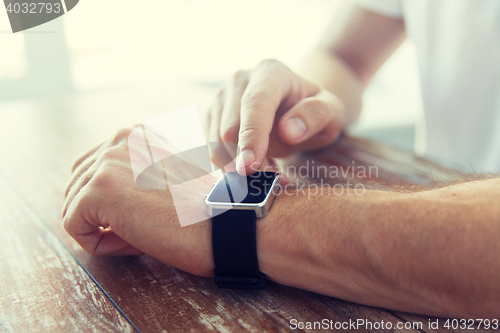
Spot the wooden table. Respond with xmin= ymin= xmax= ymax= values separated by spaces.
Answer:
xmin=0 ymin=83 xmax=496 ymax=332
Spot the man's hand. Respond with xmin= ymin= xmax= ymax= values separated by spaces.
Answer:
xmin=204 ymin=59 xmax=346 ymax=175
xmin=62 ymin=128 xmax=215 ymax=277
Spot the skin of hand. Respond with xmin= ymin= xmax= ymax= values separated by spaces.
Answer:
xmin=62 ymin=128 xmax=216 ymax=277
xmin=203 ymin=5 xmax=406 ymax=177
xmin=204 ymin=59 xmax=346 ymax=176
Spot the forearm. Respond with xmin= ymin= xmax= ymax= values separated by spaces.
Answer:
xmin=296 ymin=3 xmax=407 ymax=127
xmin=257 ymin=178 xmax=500 ymax=318
xmin=298 ymin=49 xmax=363 ymax=126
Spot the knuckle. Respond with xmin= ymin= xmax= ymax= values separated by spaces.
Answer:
xmin=62 ymin=215 xmax=71 ymax=233
xmin=91 ymin=168 xmax=116 ymax=190
xmin=258 ymin=58 xmax=280 ymax=68
xmin=71 ymin=159 xmax=81 ymax=173
xmin=99 ymin=146 xmax=121 ymax=161
xmin=62 ymin=194 xmax=89 ymax=233
xmin=232 ymin=70 xmax=248 ymax=82
xmin=305 ymin=99 xmax=330 ymax=123
xmin=238 ymin=126 xmax=260 ymax=142
xmin=112 ymin=127 xmax=135 ymax=145
xmin=220 ymin=124 xmax=239 ymax=143
xmin=241 ymin=88 xmax=270 ymax=107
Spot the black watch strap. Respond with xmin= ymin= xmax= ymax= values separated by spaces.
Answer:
xmin=212 ymin=209 xmax=265 ymax=290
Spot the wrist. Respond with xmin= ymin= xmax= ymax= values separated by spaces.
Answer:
xmin=256 ymin=190 xmax=300 ymax=283
xmin=187 ymin=217 xmax=215 ymax=277
xmin=255 ymin=188 xmax=398 ymax=292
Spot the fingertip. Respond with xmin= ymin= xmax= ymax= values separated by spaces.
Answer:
xmin=236 ymin=149 xmax=256 ymax=175
xmin=236 ymin=161 xmax=261 ymax=175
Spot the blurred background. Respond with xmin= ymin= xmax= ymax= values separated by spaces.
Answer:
xmin=0 ymin=0 xmax=422 ymax=151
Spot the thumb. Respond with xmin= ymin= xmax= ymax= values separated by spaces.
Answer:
xmin=278 ymin=90 xmax=344 ymax=150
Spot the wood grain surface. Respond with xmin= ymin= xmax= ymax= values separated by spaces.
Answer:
xmin=0 ymin=84 xmax=497 ymax=332
xmin=0 ymin=176 xmax=135 ymax=333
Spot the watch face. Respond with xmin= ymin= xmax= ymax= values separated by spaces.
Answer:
xmin=208 ymin=171 xmax=279 ymax=204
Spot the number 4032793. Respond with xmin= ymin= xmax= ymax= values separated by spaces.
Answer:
xmin=5 ymin=2 xmax=62 ymax=14
xmin=443 ymin=319 xmax=499 ymax=330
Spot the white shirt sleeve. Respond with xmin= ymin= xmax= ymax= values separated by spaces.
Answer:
xmin=352 ymin=0 xmax=403 ymax=18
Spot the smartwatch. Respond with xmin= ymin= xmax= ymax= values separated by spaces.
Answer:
xmin=205 ymin=171 xmax=280 ymax=290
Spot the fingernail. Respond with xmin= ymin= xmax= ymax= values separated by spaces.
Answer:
xmin=285 ymin=117 xmax=307 ymax=141
xmin=237 ymin=149 xmax=255 ymax=173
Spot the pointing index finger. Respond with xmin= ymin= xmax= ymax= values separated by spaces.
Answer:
xmin=236 ymin=61 xmax=289 ymax=175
